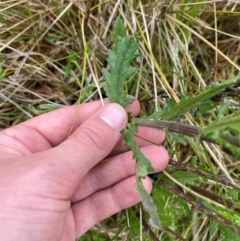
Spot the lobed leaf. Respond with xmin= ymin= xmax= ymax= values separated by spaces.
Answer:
xmin=120 ymin=123 xmax=154 ymax=177
xmin=152 ymin=76 xmax=240 ymax=120
xmin=111 ymin=17 xmax=127 ymax=48
xmin=105 ymin=17 xmax=161 ymax=230
xmin=121 ymin=123 xmax=160 ymax=229
xmin=134 ymin=180 xmax=161 ymax=229
xmin=103 ymin=18 xmax=139 ymax=107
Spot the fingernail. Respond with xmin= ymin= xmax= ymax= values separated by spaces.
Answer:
xmin=99 ymin=104 xmax=127 ymax=129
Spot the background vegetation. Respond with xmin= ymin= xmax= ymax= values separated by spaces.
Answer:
xmin=1 ymin=0 xmax=240 ymax=240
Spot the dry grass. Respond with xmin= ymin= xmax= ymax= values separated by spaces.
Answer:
xmin=1 ymin=1 xmax=239 ymax=125
xmin=1 ymin=0 xmax=240 ymax=240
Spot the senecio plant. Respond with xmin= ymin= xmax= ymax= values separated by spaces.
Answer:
xmin=103 ymin=18 xmax=160 ymax=228
xmin=103 ymin=18 xmax=240 ymax=231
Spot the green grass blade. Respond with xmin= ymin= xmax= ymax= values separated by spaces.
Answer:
xmin=156 ymin=76 xmax=240 ymax=120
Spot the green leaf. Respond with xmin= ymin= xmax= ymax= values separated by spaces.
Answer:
xmin=220 ymin=224 xmax=240 ymax=241
xmin=104 ymin=18 xmax=160 ymax=229
xmin=120 ymin=123 xmax=154 ymax=177
xmin=153 ymin=76 xmax=240 ymax=120
xmin=171 ymin=171 xmax=201 ymax=184
xmin=38 ymin=104 xmax=62 ymax=112
xmin=103 ymin=18 xmax=139 ymax=107
xmin=121 ymin=122 xmax=160 ymax=229
xmin=202 ymin=115 xmax=240 ymax=135
xmin=134 ymin=180 xmax=161 ymax=229
xmin=111 ymin=17 xmax=127 ymax=47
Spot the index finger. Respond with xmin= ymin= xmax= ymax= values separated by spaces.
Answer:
xmin=1 ymin=99 xmax=140 ymax=153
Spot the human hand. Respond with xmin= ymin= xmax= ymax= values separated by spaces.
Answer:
xmin=0 ymin=99 xmax=169 ymax=240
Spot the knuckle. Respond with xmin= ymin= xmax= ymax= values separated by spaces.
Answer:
xmin=109 ymin=186 xmax=122 ymax=211
xmin=73 ymin=124 xmax=107 ymax=153
xmin=87 ymin=171 xmax=100 ymax=192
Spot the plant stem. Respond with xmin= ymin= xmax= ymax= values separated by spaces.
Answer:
xmin=134 ymin=118 xmax=201 ymax=137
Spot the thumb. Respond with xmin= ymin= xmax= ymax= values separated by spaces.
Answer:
xmin=41 ymin=103 xmax=128 ymax=196
xmin=60 ymin=103 xmax=128 ymax=170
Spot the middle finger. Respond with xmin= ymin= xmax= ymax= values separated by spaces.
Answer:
xmin=71 ymin=144 xmax=169 ymax=203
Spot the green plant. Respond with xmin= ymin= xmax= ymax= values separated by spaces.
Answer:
xmin=103 ymin=17 xmax=240 ymax=240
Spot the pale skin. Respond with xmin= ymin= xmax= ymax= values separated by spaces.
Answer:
xmin=0 ymin=99 xmax=169 ymax=240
